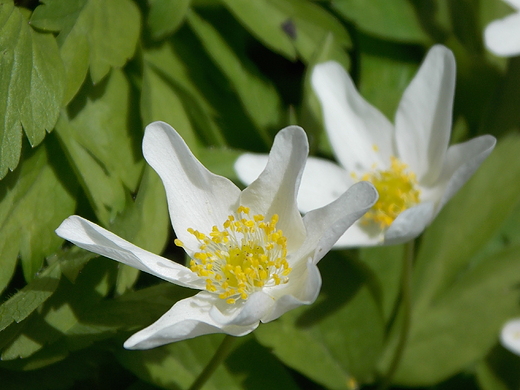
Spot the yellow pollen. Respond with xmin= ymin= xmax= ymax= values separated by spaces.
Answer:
xmin=360 ymin=156 xmax=420 ymax=229
xmin=186 ymin=206 xmax=291 ymax=304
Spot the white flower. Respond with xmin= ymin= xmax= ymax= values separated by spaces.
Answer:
xmin=55 ymin=121 xmax=377 ymax=349
xmin=501 ymin=318 xmax=520 ymax=355
xmin=484 ymin=0 xmax=520 ymax=57
xmin=235 ymin=45 xmax=496 ymax=247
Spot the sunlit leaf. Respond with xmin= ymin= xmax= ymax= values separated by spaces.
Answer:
xmin=55 ymin=69 xmax=144 ymax=225
xmin=143 ymin=42 xmax=226 ymax=147
xmin=0 ymin=139 xmax=76 ymax=288
xmin=0 ymin=1 xmax=65 ymax=178
xmin=221 ymin=0 xmax=351 ymax=63
xmin=109 ymin=166 xmax=170 ymax=295
xmin=31 ymin=0 xmax=140 ymax=103
xmin=147 ymin=0 xmax=191 ymax=40
xmin=331 ymin=0 xmax=433 ymax=43
xmin=255 ymin=252 xmax=384 ymax=387
xmin=413 ymin=134 xmax=520 ymax=309
xmin=387 ymin=245 xmax=520 ymax=385
xmin=141 ymin=63 xmax=201 ymax=155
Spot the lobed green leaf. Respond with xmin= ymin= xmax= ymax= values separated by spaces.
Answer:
xmin=0 ymin=2 xmax=65 ymax=178
xmin=55 ymin=69 xmax=144 ymax=225
xmin=31 ymin=0 xmax=141 ymax=104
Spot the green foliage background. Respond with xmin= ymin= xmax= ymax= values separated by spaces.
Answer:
xmin=1 ymin=0 xmax=520 ymax=389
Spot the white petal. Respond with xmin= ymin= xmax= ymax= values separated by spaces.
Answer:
xmin=395 ymin=45 xmax=456 ymax=184
xmin=435 ymin=135 xmax=496 ymax=213
xmin=55 ymin=216 xmax=204 ymax=289
xmin=504 ymin=0 xmax=520 ymax=10
xmin=332 ymin=222 xmax=383 ymax=248
xmin=295 ymin=181 xmax=378 ymax=264
xmin=239 ymin=126 xmax=307 ymax=251
xmin=124 ymin=292 xmax=258 ymax=349
xmin=384 ymin=202 xmax=435 ymax=245
xmin=209 ymin=291 xmax=274 ymax=326
xmin=484 ymin=12 xmax=520 ymax=57
xmin=143 ymin=122 xmax=241 ymax=252
xmin=260 ymin=259 xmax=322 ymax=323
xmin=297 ymin=156 xmax=353 ymax=213
xmin=311 ymin=61 xmax=394 ymax=174
xmin=500 ymin=318 xmax=520 ymax=356
xmin=235 ymin=154 xmax=352 ymax=214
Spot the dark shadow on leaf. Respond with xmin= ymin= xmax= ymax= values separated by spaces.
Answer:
xmin=296 ymin=250 xmax=381 ymax=328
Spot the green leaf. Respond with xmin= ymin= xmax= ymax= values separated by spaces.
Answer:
xmin=143 ymin=42 xmax=226 ymax=147
xmin=31 ymin=0 xmax=141 ymax=103
xmin=0 ymin=247 xmax=94 ymax=333
xmin=116 ymin=334 xmax=242 ymax=390
xmin=141 ymin=63 xmax=201 ymax=155
xmin=0 ymin=349 xmax=115 ymax=390
xmin=412 ymin=134 xmax=520 ymax=309
xmin=0 ymin=257 xmax=118 ymax=362
xmin=254 ymin=252 xmax=384 ymax=387
xmin=221 ymin=0 xmax=351 ymax=63
xmin=109 ymin=166 xmax=170 ymax=295
xmin=226 ymin=338 xmax=300 ymax=390
xmin=0 ymin=138 xmax=77 ymax=288
xmin=55 ymin=69 xmax=144 ymax=225
xmin=357 ymin=37 xmax=419 ymax=120
xmin=359 ymin=245 xmax=404 ymax=322
xmin=187 ymin=10 xmax=283 ymax=143
xmin=0 ymin=2 xmax=65 ymax=178
xmin=331 ymin=0 xmax=433 ymax=43
xmin=147 ymin=0 xmax=191 ymax=40
xmin=476 ymin=345 xmax=520 ymax=390
xmin=389 ymin=245 xmax=520 ymax=385
xmin=0 ymin=262 xmax=60 ymax=333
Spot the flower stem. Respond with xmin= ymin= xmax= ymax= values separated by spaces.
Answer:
xmin=378 ymin=239 xmax=415 ymax=390
xmin=188 ymin=335 xmax=236 ymax=390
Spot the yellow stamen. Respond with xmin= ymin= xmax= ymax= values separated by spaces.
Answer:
xmin=360 ymin=156 xmax=420 ymax=229
xmin=185 ymin=206 xmax=291 ymax=304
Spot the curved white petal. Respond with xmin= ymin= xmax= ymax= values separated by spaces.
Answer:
xmin=209 ymin=291 xmax=274 ymax=326
xmin=333 ymin=222 xmax=383 ymax=248
xmin=484 ymin=12 xmax=520 ymax=57
xmin=235 ymin=154 xmax=352 ymax=214
xmin=55 ymin=216 xmax=204 ymax=289
xmin=395 ymin=45 xmax=456 ymax=184
xmin=239 ymin=126 xmax=307 ymax=251
xmin=384 ymin=202 xmax=435 ymax=245
xmin=500 ymin=318 xmax=520 ymax=356
xmin=295 ymin=181 xmax=378 ymax=264
xmin=311 ymin=61 xmax=394 ymax=174
xmin=297 ymin=156 xmax=352 ymax=213
xmin=143 ymin=121 xmax=241 ymax=252
xmin=260 ymin=259 xmax=322 ymax=323
xmin=436 ymin=135 xmax=496 ymax=214
xmin=124 ymin=292 xmax=258 ymax=349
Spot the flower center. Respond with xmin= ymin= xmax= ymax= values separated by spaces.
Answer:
xmin=357 ymin=156 xmax=421 ymax=229
xmin=174 ymin=206 xmax=291 ymax=304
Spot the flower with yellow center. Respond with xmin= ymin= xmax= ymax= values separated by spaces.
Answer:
xmin=235 ymin=45 xmax=496 ymax=246
xmin=55 ymin=121 xmax=377 ymax=349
